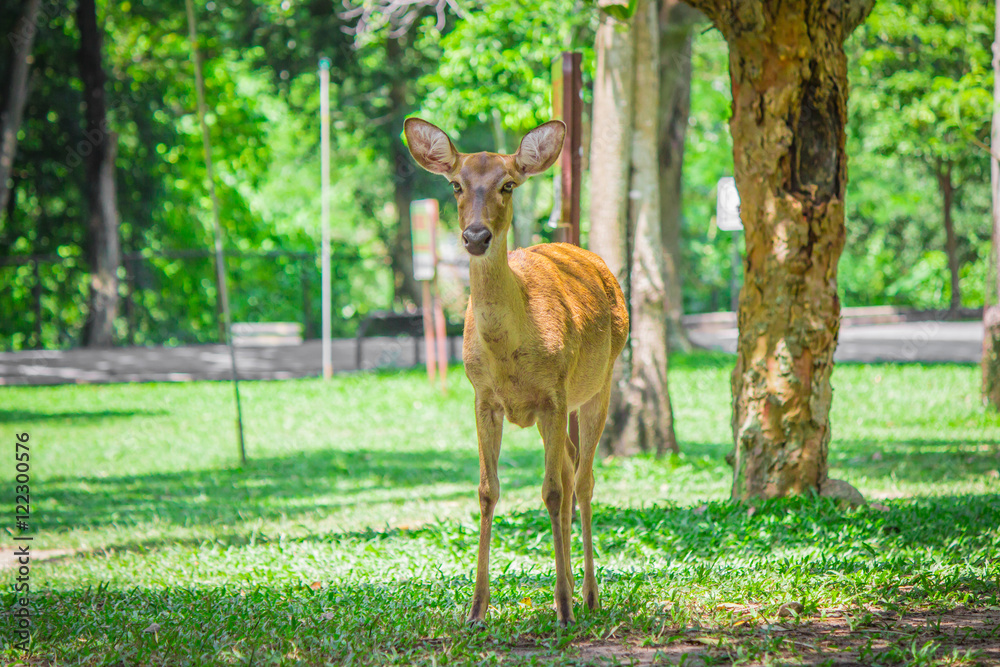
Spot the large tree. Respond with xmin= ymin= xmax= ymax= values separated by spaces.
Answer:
xmin=684 ymin=0 xmax=873 ymax=500
xmin=78 ymin=0 xmax=120 ymax=347
xmin=590 ymin=0 xmax=678 ymax=456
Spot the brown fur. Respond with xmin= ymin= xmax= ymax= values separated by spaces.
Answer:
xmin=404 ymin=117 xmax=629 ymax=627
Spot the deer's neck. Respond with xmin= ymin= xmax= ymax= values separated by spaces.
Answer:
xmin=468 ymin=235 xmax=525 ymax=349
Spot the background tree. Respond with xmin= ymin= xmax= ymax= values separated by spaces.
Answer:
xmin=78 ymin=0 xmax=120 ymax=347
xmin=685 ymin=0 xmax=874 ymax=500
xmin=0 ymin=0 xmax=41 ymax=219
xmin=658 ymin=0 xmax=700 ymax=352
xmin=848 ymin=0 xmax=993 ymax=314
xmin=590 ymin=0 xmax=678 ymax=456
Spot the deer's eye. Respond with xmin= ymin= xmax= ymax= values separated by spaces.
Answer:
xmin=451 ymin=181 xmax=462 ymax=194
xmin=501 ymin=181 xmax=515 ymax=193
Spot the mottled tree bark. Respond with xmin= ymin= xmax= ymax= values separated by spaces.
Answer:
xmin=985 ymin=0 xmax=1000 ymax=410
xmin=687 ymin=0 xmax=873 ymax=500
xmin=658 ymin=0 xmax=698 ymax=353
xmin=0 ymin=0 xmax=42 ymax=220
xmin=590 ymin=2 xmax=635 ymax=455
xmin=78 ymin=0 xmax=120 ymax=348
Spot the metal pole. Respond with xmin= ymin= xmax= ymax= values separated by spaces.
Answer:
xmin=421 ymin=281 xmax=436 ymax=383
xmin=555 ymin=52 xmax=583 ymax=450
xmin=560 ymin=52 xmax=583 ymax=246
xmin=185 ymin=0 xmax=246 ymax=463
xmin=433 ymin=277 xmax=447 ymax=392
xmin=320 ymin=57 xmax=333 ymax=379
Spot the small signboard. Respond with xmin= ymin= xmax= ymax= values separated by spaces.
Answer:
xmin=716 ymin=176 xmax=743 ymax=232
xmin=410 ymin=198 xmax=438 ymax=281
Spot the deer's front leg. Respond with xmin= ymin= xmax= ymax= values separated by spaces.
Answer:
xmin=538 ymin=406 xmax=576 ymax=626
xmin=469 ymin=394 xmax=503 ymax=625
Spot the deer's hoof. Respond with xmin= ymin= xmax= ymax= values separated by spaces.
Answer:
xmin=467 ymin=599 xmax=488 ymax=627
xmin=584 ymin=588 xmax=601 ymax=611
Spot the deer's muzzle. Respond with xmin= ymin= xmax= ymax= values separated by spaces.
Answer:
xmin=462 ymin=225 xmax=492 ymax=256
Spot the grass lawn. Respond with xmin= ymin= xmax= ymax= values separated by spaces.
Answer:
xmin=2 ymin=351 xmax=999 ymax=665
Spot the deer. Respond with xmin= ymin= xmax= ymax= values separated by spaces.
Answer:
xmin=404 ymin=117 xmax=629 ymax=627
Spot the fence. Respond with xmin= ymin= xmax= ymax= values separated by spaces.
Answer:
xmin=0 ymin=247 xmax=364 ymax=351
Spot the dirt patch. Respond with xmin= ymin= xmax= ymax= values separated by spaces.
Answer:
xmin=0 ymin=547 xmax=78 ymax=570
xmin=507 ymin=607 xmax=1000 ymax=665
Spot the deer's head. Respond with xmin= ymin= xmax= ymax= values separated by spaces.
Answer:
xmin=404 ymin=118 xmax=566 ymax=257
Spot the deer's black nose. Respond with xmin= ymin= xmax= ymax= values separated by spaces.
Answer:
xmin=462 ymin=225 xmax=492 ymax=256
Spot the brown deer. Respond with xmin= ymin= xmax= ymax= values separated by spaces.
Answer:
xmin=404 ymin=118 xmax=629 ymax=627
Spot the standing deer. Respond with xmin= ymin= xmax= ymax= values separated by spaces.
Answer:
xmin=404 ymin=118 xmax=629 ymax=627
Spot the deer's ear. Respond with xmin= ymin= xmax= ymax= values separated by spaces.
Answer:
xmin=514 ymin=120 xmax=565 ymax=176
xmin=404 ymin=118 xmax=459 ymax=175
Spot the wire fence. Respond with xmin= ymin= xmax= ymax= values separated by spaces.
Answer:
xmin=0 ymin=248 xmax=364 ymax=351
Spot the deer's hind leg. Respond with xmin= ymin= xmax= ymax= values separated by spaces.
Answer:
xmin=538 ymin=402 xmax=576 ymax=626
xmin=576 ymin=376 xmax=612 ymax=611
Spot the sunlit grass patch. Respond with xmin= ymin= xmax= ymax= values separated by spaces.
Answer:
xmin=1 ymin=353 xmax=998 ymax=663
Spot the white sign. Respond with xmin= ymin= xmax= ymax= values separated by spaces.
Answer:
xmin=410 ymin=199 xmax=438 ymax=281
xmin=716 ymin=176 xmax=743 ymax=232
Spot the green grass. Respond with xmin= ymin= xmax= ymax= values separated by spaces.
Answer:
xmin=2 ymin=352 xmax=999 ymax=665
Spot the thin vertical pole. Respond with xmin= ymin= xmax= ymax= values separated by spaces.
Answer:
xmin=421 ymin=281 xmax=436 ymax=382
xmin=185 ymin=0 xmax=246 ymax=463
xmin=433 ymin=278 xmax=447 ymax=392
xmin=556 ymin=52 xmax=583 ymax=451
xmin=320 ymin=57 xmax=333 ymax=379
xmin=560 ymin=52 xmax=583 ymax=246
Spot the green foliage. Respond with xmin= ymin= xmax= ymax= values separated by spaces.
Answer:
xmin=844 ymin=0 xmax=992 ymax=309
xmin=600 ymin=0 xmax=638 ymax=23
xmin=680 ymin=27 xmax=737 ymax=314
xmin=1 ymin=354 xmax=998 ymax=662
xmin=416 ymin=0 xmax=597 ymax=139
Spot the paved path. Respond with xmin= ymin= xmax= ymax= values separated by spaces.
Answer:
xmin=0 ymin=321 xmax=984 ymax=386
xmin=689 ymin=320 xmax=984 ymax=363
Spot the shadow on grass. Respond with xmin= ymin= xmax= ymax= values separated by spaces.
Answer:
xmin=490 ymin=493 xmax=1000 ymax=569
xmin=32 ymin=445 xmax=543 ymax=534
xmin=0 ymin=408 xmax=168 ymax=423
xmin=830 ymin=438 xmax=1000 ymax=484
xmin=32 ymin=431 xmax=999 ymax=539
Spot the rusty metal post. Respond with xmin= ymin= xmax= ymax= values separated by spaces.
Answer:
xmin=554 ymin=52 xmax=584 ymax=449
xmin=559 ymin=52 xmax=583 ymax=246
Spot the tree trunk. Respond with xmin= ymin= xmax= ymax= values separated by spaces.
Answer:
xmin=589 ymin=2 xmax=635 ymax=456
xmin=936 ymin=159 xmax=961 ymax=314
xmin=984 ymin=0 xmax=1000 ymax=410
xmin=0 ymin=0 xmax=42 ymax=219
xmin=78 ymin=0 xmax=120 ymax=348
xmin=614 ymin=0 xmax=678 ymax=456
xmin=658 ymin=0 xmax=698 ymax=353
xmin=388 ymin=38 xmax=419 ymax=307
xmin=688 ymin=0 xmax=873 ymax=500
